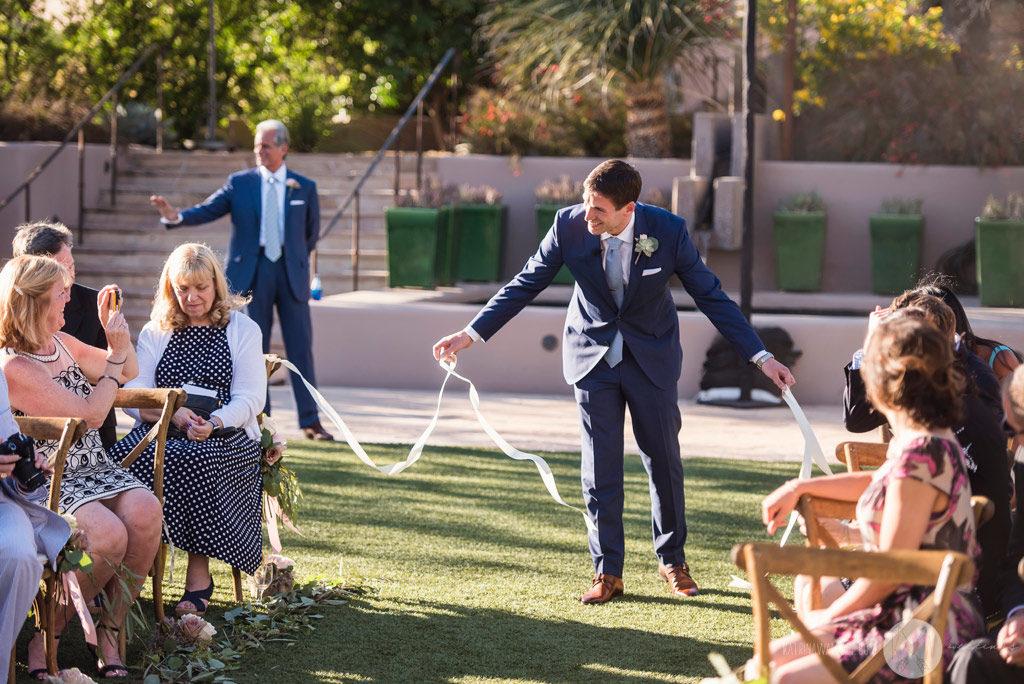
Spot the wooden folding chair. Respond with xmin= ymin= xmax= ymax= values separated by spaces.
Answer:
xmin=13 ymin=416 xmax=87 ymax=678
xmin=732 ymin=542 xmax=974 ymax=684
xmin=114 ymin=387 xmax=186 ymax=623
xmin=834 ymin=440 xmax=888 ymax=473
xmin=798 ymin=493 xmax=993 ymax=610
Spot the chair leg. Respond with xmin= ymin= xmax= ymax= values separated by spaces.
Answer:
xmin=152 ymin=543 xmax=167 ymax=622
xmin=8 ymin=644 xmax=15 ymax=684
xmin=42 ymin=575 xmax=57 ymax=676
xmin=232 ymin=567 xmax=243 ymax=601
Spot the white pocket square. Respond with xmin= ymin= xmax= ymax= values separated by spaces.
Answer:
xmin=642 ymin=267 xmax=662 ymax=276
xmin=289 ymin=199 xmax=306 ymax=206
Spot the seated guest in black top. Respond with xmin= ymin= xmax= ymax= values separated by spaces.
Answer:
xmin=842 ymin=292 xmax=1010 ymax=618
xmin=948 ymin=367 xmax=1024 ymax=683
xmin=12 ymin=221 xmax=120 ymax=450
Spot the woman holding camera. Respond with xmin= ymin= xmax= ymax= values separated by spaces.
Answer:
xmin=0 ymin=366 xmax=71 ymax=678
xmin=110 ymin=243 xmax=266 ymax=618
xmin=0 ymin=255 xmax=160 ymax=679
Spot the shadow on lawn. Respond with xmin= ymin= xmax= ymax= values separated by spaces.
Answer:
xmin=237 ymin=596 xmax=752 ymax=683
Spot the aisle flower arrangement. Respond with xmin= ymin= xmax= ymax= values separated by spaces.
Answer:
xmin=258 ymin=414 xmax=303 ymax=552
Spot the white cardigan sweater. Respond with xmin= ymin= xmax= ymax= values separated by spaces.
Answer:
xmin=124 ymin=310 xmax=266 ymax=440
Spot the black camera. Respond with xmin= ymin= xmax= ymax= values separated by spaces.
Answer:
xmin=1 ymin=432 xmax=45 ymax=492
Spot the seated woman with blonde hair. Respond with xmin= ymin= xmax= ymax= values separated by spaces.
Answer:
xmin=110 ymin=243 xmax=266 ymax=618
xmin=0 ymin=255 xmax=160 ymax=679
xmin=756 ymin=311 xmax=984 ymax=683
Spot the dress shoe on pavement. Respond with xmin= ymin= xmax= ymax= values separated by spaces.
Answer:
xmin=580 ymin=574 xmax=623 ymax=604
xmin=658 ymin=562 xmax=699 ymax=597
xmin=301 ymin=420 xmax=334 ymax=441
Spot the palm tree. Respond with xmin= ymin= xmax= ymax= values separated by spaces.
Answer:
xmin=480 ymin=0 xmax=728 ymax=158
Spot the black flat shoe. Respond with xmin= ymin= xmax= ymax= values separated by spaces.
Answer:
xmin=176 ymin=578 xmax=215 ymax=616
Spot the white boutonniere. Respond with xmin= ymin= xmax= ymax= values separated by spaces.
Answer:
xmin=633 ymin=234 xmax=659 ymax=263
xmin=285 ymin=178 xmax=301 ymax=191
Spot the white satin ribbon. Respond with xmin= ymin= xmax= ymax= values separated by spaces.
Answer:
xmin=278 ymin=358 xmax=596 ymax=532
xmin=778 ymin=388 xmax=833 ymax=546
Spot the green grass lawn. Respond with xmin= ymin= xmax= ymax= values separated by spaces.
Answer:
xmin=17 ymin=442 xmax=796 ymax=683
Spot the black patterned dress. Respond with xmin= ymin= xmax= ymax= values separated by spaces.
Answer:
xmin=5 ymin=336 xmax=147 ymax=514
xmin=110 ymin=326 xmax=263 ymax=574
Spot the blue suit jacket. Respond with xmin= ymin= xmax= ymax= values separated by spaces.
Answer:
xmin=470 ymin=203 xmax=763 ymax=389
xmin=168 ymin=167 xmax=320 ymax=300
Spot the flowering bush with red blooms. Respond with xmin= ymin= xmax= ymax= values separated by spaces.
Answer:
xmin=461 ymin=84 xmax=626 ymax=157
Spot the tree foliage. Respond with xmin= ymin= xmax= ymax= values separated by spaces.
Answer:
xmin=479 ymin=0 xmax=731 ymax=157
xmin=1 ymin=0 xmax=485 ymax=148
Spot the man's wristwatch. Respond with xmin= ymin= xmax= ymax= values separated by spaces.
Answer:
xmin=755 ymin=352 xmax=775 ymax=370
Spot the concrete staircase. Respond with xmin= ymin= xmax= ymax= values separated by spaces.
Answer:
xmin=74 ymin=147 xmax=435 ymax=336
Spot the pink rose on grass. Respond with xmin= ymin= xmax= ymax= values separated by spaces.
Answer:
xmin=176 ymin=613 xmax=216 ymax=645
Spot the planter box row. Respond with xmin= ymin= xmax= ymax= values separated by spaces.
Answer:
xmin=775 ymin=213 xmax=1024 ymax=305
xmin=385 ymin=204 xmax=576 ymax=289
xmin=773 ymin=212 xmax=923 ymax=295
xmin=385 ymin=205 xmax=507 ymax=288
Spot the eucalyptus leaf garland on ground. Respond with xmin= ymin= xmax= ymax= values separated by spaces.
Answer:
xmin=140 ymin=574 xmax=371 ymax=683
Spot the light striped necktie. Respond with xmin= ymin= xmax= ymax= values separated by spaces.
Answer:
xmin=605 ymin=238 xmax=624 ymax=367
xmin=263 ymin=176 xmax=282 ymax=262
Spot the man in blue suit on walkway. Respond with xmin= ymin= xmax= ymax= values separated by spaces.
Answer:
xmin=434 ymin=160 xmax=794 ymax=603
xmin=150 ymin=119 xmax=333 ymax=440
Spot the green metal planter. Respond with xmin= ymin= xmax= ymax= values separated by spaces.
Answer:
xmin=975 ymin=217 xmax=1024 ymax=307
xmin=384 ymin=206 xmax=455 ymax=288
xmin=536 ymin=204 xmax=574 ymax=285
xmin=773 ymin=211 xmax=826 ymax=292
xmin=869 ymin=214 xmax=923 ymax=295
xmin=453 ymin=204 xmax=506 ymax=282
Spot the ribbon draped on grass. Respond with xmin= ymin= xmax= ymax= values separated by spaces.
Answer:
xmin=279 ymin=358 xmax=597 ymax=533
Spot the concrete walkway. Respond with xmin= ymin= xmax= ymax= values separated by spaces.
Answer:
xmin=243 ymin=383 xmax=854 ymax=465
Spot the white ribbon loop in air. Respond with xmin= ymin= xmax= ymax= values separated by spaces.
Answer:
xmin=778 ymin=388 xmax=833 ymax=546
xmin=277 ymin=358 xmax=595 ymax=532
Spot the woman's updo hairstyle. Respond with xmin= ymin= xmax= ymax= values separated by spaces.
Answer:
xmin=862 ymin=309 xmax=964 ymax=428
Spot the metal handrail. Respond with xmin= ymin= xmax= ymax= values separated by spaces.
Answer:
xmin=318 ymin=48 xmax=455 ymax=243
xmin=0 ymin=43 xmax=162 ymax=231
xmin=315 ymin=47 xmax=457 ymax=292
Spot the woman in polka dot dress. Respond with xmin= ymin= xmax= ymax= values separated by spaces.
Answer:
xmin=110 ymin=243 xmax=266 ymax=617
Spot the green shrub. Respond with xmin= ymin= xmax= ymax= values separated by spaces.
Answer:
xmin=777 ymin=190 xmax=826 ymax=213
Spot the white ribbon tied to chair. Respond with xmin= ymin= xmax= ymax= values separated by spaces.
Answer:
xmin=278 ymin=357 xmax=596 ymax=532
xmin=778 ymin=388 xmax=833 ymax=546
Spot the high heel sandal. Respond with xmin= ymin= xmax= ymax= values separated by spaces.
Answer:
xmin=175 ymin=578 xmax=214 ymax=617
xmin=87 ymin=625 xmax=129 ymax=679
xmin=26 ymin=629 xmax=59 ymax=680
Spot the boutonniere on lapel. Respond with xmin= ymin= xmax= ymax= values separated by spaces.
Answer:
xmin=285 ymin=178 xmax=301 ymax=192
xmin=633 ymin=234 xmax=659 ymax=263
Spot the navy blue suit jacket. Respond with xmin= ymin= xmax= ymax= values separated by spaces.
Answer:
xmin=168 ymin=167 xmax=319 ymax=300
xmin=470 ymin=203 xmax=763 ymax=388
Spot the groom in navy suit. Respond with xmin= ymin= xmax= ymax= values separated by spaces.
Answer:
xmin=150 ymin=119 xmax=332 ymax=440
xmin=434 ymin=160 xmax=794 ymax=603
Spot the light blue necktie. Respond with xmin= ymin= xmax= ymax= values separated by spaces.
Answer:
xmin=605 ymin=238 xmax=624 ymax=367
xmin=263 ymin=176 xmax=282 ymax=263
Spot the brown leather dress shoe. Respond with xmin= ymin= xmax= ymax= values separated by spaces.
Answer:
xmin=301 ymin=420 xmax=334 ymax=441
xmin=580 ymin=574 xmax=623 ymax=604
xmin=658 ymin=562 xmax=699 ymax=597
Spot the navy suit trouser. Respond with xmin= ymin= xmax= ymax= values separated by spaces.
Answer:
xmin=247 ymin=254 xmax=320 ymax=428
xmin=574 ymin=344 xmax=686 ymax=577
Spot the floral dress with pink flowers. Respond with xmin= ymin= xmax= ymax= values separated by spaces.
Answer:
xmin=828 ymin=435 xmax=984 ymax=681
